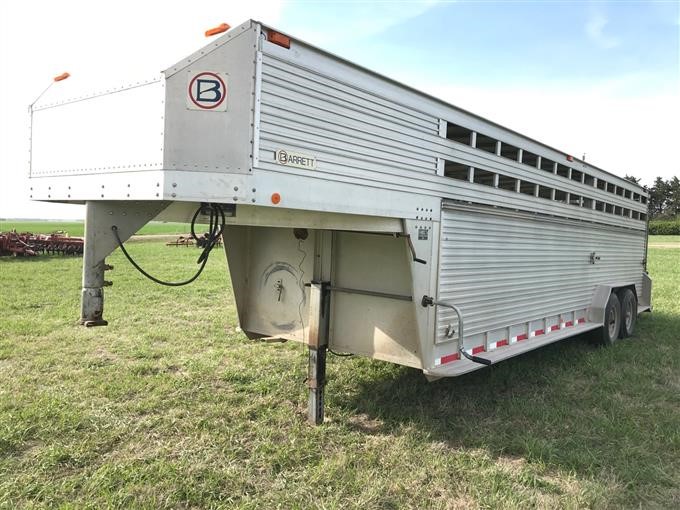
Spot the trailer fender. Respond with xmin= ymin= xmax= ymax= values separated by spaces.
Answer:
xmin=587 ymin=283 xmax=637 ymax=325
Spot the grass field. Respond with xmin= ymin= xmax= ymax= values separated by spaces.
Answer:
xmin=0 ymin=220 xmax=193 ymax=238
xmin=0 ymin=237 xmax=678 ymax=508
xmin=648 ymin=235 xmax=680 ymax=248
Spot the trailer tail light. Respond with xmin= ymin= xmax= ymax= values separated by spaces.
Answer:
xmin=53 ymin=72 xmax=70 ymax=82
xmin=205 ymin=23 xmax=230 ymax=37
xmin=268 ymin=30 xmax=291 ymax=49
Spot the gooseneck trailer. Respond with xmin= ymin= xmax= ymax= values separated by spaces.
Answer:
xmin=29 ymin=20 xmax=651 ymax=424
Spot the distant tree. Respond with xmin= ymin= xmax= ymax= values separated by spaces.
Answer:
xmin=667 ymin=176 xmax=680 ymax=218
xmin=648 ymin=177 xmax=670 ymax=219
xmin=624 ymin=174 xmax=641 ymax=184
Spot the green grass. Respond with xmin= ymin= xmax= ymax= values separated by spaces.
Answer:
xmin=649 ymin=235 xmax=680 ymax=246
xmin=0 ymin=220 xmax=193 ymax=237
xmin=0 ymin=243 xmax=678 ymax=508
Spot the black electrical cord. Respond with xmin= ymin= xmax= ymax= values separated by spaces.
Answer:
xmin=111 ymin=203 xmax=226 ymax=287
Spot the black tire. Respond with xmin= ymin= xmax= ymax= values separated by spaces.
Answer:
xmin=618 ymin=289 xmax=637 ymax=338
xmin=599 ymin=292 xmax=621 ymax=346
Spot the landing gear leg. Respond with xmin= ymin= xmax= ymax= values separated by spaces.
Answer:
xmin=307 ymin=346 xmax=327 ymax=425
xmin=307 ymin=281 xmax=330 ymax=425
xmin=78 ymin=200 xmax=170 ymax=327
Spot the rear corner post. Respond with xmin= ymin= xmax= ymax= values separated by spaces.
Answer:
xmin=307 ymin=280 xmax=331 ymax=425
xmin=80 ymin=200 xmax=170 ymax=327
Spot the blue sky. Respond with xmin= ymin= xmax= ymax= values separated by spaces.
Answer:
xmin=278 ymin=1 xmax=678 ymax=92
xmin=0 ymin=0 xmax=678 ymax=219
xmin=272 ymin=1 xmax=679 ymax=184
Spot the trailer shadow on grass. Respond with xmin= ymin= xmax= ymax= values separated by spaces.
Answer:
xmin=335 ymin=313 xmax=679 ymax=497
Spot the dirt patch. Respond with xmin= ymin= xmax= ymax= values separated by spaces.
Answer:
xmin=348 ymin=413 xmax=384 ymax=433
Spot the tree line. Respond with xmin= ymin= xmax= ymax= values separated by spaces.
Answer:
xmin=625 ymin=175 xmax=680 ymax=220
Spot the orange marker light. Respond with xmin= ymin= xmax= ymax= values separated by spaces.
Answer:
xmin=53 ymin=72 xmax=70 ymax=82
xmin=268 ymin=30 xmax=290 ymax=49
xmin=271 ymin=193 xmax=281 ymax=205
xmin=205 ymin=23 xmax=230 ymax=37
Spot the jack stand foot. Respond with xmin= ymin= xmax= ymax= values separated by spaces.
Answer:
xmin=82 ymin=319 xmax=109 ymax=327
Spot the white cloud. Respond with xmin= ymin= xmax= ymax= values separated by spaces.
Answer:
xmin=585 ymin=11 xmax=621 ymax=49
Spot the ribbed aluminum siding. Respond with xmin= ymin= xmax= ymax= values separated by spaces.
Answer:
xmin=258 ymin=55 xmax=440 ymax=182
xmin=436 ymin=204 xmax=646 ymax=342
xmin=256 ymin=53 xmax=645 ymax=231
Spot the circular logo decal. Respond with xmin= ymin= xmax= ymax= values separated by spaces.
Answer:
xmin=188 ymin=72 xmax=227 ymax=110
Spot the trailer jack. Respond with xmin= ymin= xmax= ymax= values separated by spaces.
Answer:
xmin=421 ymin=295 xmax=492 ymax=366
xmin=307 ymin=281 xmax=331 ymax=425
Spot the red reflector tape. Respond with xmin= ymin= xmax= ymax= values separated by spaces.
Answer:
xmin=434 ymin=353 xmax=461 ymax=366
xmin=565 ymin=320 xmax=574 ymax=327
xmin=550 ymin=324 xmax=560 ymax=332
xmin=472 ymin=345 xmax=486 ymax=355
xmin=489 ymin=338 xmax=508 ymax=350
xmin=517 ymin=333 xmax=528 ymax=341
xmin=577 ymin=317 xmax=586 ymax=324
xmin=440 ymin=353 xmax=460 ymax=365
xmin=532 ymin=329 xmax=545 ymax=337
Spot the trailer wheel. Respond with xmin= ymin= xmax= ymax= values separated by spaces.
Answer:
xmin=618 ymin=289 xmax=637 ymax=338
xmin=600 ymin=292 xmax=621 ymax=346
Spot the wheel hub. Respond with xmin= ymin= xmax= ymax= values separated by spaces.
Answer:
xmin=608 ymin=305 xmax=619 ymax=338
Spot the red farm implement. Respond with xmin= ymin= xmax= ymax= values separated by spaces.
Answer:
xmin=0 ymin=231 xmax=84 ymax=257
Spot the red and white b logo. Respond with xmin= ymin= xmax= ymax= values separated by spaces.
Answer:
xmin=187 ymin=72 xmax=228 ymax=111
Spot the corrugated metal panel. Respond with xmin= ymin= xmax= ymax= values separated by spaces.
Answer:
xmin=436 ymin=204 xmax=646 ymax=344
xmin=435 ymin=141 xmax=648 ymax=214
xmin=259 ymin=54 xmax=440 ymax=180
xmin=257 ymin=54 xmax=646 ymax=230
xmin=258 ymin=25 xmax=646 ymax=198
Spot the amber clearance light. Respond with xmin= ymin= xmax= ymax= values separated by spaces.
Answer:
xmin=268 ymin=30 xmax=290 ymax=49
xmin=205 ymin=23 xmax=230 ymax=37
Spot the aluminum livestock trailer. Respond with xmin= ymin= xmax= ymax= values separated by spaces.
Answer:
xmin=29 ymin=20 xmax=651 ymax=424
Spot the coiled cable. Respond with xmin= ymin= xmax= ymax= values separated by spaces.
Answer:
xmin=112 ymin=203 xmax=226 ymax=287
